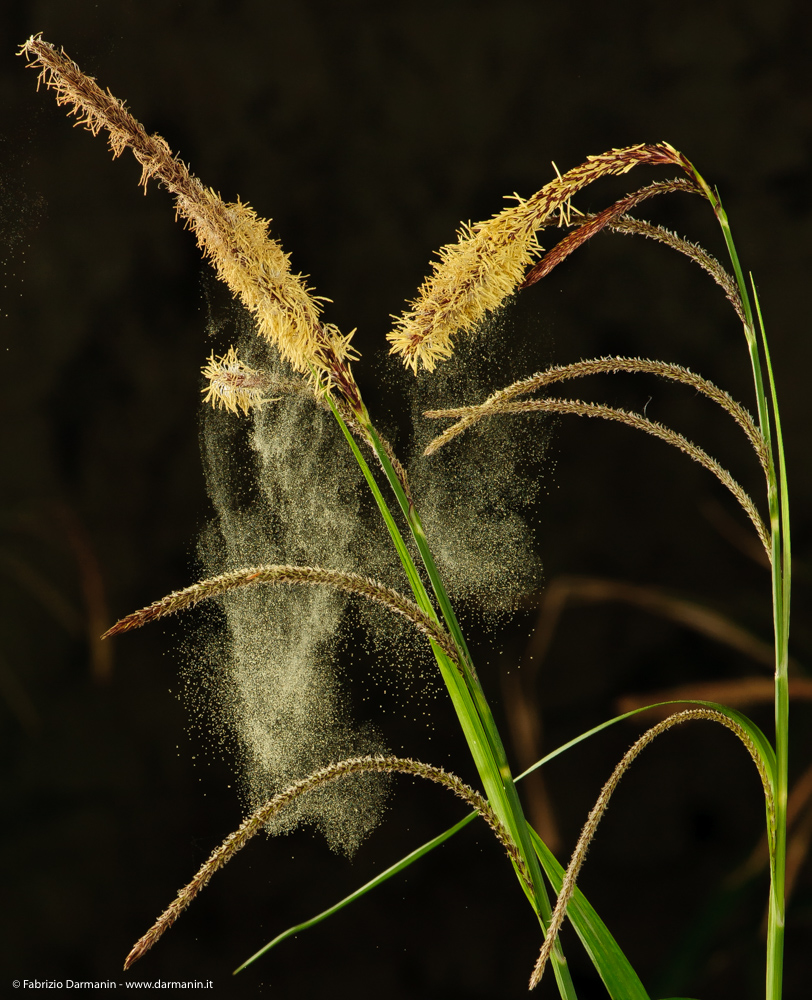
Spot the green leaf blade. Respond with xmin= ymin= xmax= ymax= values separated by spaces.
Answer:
xmin=234 ymin=811 xmax=479 ymax=974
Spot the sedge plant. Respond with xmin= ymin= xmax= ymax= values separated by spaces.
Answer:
xmin=20 ymin=33 xmax=791 ymax=998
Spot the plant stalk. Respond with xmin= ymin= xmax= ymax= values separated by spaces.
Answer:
xmin=330 ymin=397 xmax=576 ymax=995
xmin=684 ymin=159 xmax=788 ymax=1000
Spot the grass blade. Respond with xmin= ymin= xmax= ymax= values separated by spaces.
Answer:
xmin=234 ymin=811 xmax=478 ymax=973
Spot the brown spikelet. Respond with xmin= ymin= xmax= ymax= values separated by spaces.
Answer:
xmin=519 ymin=178 xmax=700 ymax=288
xmin=387 ymin=143 xmax=687 ymax=372
xmin=529 ymin=708 xmax=775 ymax=988
xmin=102 ymin=563 xmax=460 ymax=664
xmin=124 ymin=755 xmax=526 ymax=969
xmin=18 ymin=34 xmax=360 ymax=400
xmin=426 ymin=394 xmax=770 ymax=557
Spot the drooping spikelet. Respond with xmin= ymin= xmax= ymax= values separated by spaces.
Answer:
xmin=388 ymin=143 xmax=685 ymax=372
xmin=19 ymin=34 xmax=358 ymax=398
xmin=528 ymin=707 xmax=774 ymax=989
xmin=101 ymin=562 xmax=460 ymax=663
xmin=124 ymin=754 xmax=523 ymax=970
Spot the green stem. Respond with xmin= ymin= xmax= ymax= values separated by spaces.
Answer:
xmin=686 ymin=172 xmax=768 ymax=442
xmin=361 ymin=415 xmax=547 ymax=877
xmin=685 ymin=161 xmax=788 ymax=1000
xmin=328 ymin=396 xmax=576 ymax=995
xmin=753 ymin=282 xmax=790 ymax=1000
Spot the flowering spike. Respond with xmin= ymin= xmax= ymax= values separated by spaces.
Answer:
xmin=201 ymin=347 xmax=274 ymax=416
xmin=18 ymin=34 xmax=360 ymax=401
xmin=388 ymin=143 xmax=686 ymax=372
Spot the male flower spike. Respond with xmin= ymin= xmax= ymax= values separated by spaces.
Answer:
xmin=20 ymin=33 xmax=359 ymax=404
xmin=388 ymin=144 xmax=684 ymax=372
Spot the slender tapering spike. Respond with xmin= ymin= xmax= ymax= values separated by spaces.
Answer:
xmin=520 ymin=178 xmax=700 ymax=288
xmin=529 ymin=708 xmax=774 ymax=988
xmin=426 ymin=393 xmax=770 ymax=556
xmin=124 ymin=755 xmax=526 ymax=970
xmin=601 ymin=214 xmax=746 ymax=323
xmin=424 ymin=355 xmax=769 ymax=476
xmin=102 ymin=563 xmax=460 ymax=664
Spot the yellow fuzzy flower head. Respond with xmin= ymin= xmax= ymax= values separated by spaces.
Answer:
xmin=388 ymin=144 xmax=683 ymax=373
xmin=18 ymin=34 xmax=359 ymax=402
xmin=201 ymin=347 xmax=273 ymax=416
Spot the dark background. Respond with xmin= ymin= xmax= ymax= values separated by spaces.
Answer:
xmin=2 ymin=1 xmax=810 ymax=997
